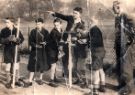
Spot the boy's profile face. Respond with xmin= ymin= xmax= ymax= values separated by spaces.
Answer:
xmin=5 ymin=19 xmax=14 ymax=28
xmin=54 ymin=22 xmax=62 ymax=30
xmin=73 ymin=11 xmax=81 ymax=19
xmin=36 ymin=22 xmax=43 ymax=30
xmin=113 ymin=5 xmax=120 ymax=15
xmin=58 ymin=46 xmax=63 ymax=51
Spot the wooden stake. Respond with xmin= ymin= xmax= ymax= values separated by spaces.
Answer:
xmin=11 ymin=18 xmax=20 ymax=88
xmin=68 ymin=34 xmax=73 ymax=88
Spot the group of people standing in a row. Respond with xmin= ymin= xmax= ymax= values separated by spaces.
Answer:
xmin=0 ymin=1 xmax=135 ymax=95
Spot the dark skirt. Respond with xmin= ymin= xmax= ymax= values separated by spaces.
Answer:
xmin=28 ymin=48 xmax=50 ymax=72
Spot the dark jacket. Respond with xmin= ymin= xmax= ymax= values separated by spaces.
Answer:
xmin=88 ymin=25 xmax=105 ymax=70
xmin=0 ymin=27 xmax=24 ymax=63
xmin=115 ymin=13 xmax=134 ymax=57
xmin=114 ymin=13 xmax=135 ymax=84
xmin=48 ymin=28 xmax=63 ymax=63
xmin=48 ymin=28 xmax=63 ymax=50
xmin=88 ymin=25 xmax=104 ymax=48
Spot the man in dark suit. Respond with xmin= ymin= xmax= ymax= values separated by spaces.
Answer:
xmin=113 ymin=1 xmax=135 ymax=95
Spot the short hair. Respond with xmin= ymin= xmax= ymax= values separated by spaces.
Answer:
xmin=53 ymin=18 xmax=62 ymax=23
xmin=35 ymin=18 xmax=44 ymax=23
xmin=113 ymin=1 xmax=120 ymax=6
xmin=112 ymin=1 xmax=120 ymax=11
xmin=73 ymin=7 xmax=83 ymax=14
xmin=5 ymin=17 xmax=16 ymax=23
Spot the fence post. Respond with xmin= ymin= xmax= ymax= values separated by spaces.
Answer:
xmin=28 ymin=26 xmax=30 ymax=51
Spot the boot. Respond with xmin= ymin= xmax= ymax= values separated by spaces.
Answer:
xmin=24 ymin=82 xmax=32 ymax=88
xmin=119 ymin=86 xmax=132 ymax=95
xmin=48 ymin=80 xmax=58 ymax=87
xmin=99 ymin=85 xmax=106 ymax=92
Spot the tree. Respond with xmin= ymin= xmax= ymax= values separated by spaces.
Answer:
xmin=16 ymin=0 xmax=29 ymax=18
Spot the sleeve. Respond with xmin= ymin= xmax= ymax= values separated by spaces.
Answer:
xmin=53 ymin=12 xmax=71 ymax=21
xmin=0 ymin=29 xmax=10 ymax=44
xmin=16 ymin=31 xmax=24 ymax=45
xmin=29 ymin=30 xmax=36 ymax=47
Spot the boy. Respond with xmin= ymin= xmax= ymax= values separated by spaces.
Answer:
xmin=88 ymin=18 xmax=106 ymax=95
xmin=26 ymin=18 xmax=50 ymax=87
xmin=0 ymin=17 xmax=24 ymax=88
xmin=48 ymin=18 xmax=64 ymax=87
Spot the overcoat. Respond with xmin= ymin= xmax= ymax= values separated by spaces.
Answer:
xmin=28 ymin=28 xmax=50 ymax=72
xmin=114 ymin=13 xmax=134 ymax=85
xmin=0 ymin=27 xmax=24 ymax=63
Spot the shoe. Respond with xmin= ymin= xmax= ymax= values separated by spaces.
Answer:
xmin=15 ymin=81 xmax=23 ymax=87
xmin=80 ymin=82 xmax=88 ymax=88
xmin=116 ymin=83 xmax=126 ymax=91
xmin=48 ymin=80 xmax=58 ymax=87
xmin=36 ymin=80 xmax=44 ymax=85
xmin=54 ymin=78 xmax=61 ymax=83
xmin=5 ymin=82 xmax=12 ymax=89
xmin=24 ymin=82 xmax=32 ymax=88
xmin=119 ymin=88 xmax=132 ymax=95
xmin=73 ymin=79 xmax=82 ymax=85
xmin=99 ymin=85 xmax=106 ymax=92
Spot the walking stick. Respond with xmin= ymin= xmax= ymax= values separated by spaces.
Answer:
xmin=86 ymin=0 xmax=94 ymax=94
xmin=11 ymin=18 xmax=20 ymax=88
xmin=68 ymin=34 xmax=73 ymax=88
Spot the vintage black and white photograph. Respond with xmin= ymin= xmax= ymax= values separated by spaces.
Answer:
xmin=0 ymin=0 xmax=135 ymax=95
